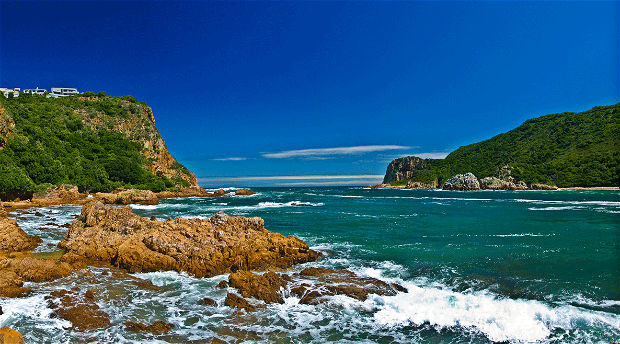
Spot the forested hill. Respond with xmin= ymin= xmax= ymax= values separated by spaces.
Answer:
xmin=384 ymin=103 xmax=619 ymax=187
xmin=0 ymin=92 xmax=197 ymax=198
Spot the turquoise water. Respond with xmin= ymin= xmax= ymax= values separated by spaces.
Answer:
xmin=1 ymin=187 xmax=619 ymax=343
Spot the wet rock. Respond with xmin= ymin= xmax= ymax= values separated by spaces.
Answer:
xmin=46 ymin=289 xmax=110 ymax=331
xmin=228 ymin=271 xmax=291 ymax=304
xmin=225 ymin=293 xmax=256 ymax=311
xmin=0 ymin=257 xmax=72 ymax=297
xmin=0 ymin=207 xmax=42 ymax=253
xmin=442 ymin=173 xmax=480 ymax=191
xmin=59 ymin=201 xmax=320 ymax=277
xmin=199 ymin=297 xmax=217 ymax=307
xmin=0 ymin=305 xmax=2 ymax=315
xmin=216 ymin=280 xmax=229 ymax=289
xmin=124 ymin=321 xmax=175 ymax=334
xmin=291 ymin=267 xmax=406 ymax=304
xmin=0 ymin=327 xmax=25 ymax=344
xmin=34 ymin=211 xmax=44 ymax=217
xmin=235 ymin=190 xmax=255 ymax=196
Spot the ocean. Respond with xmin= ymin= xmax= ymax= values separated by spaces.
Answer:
xmin=2 ymin=187 xmax=619 ymax=343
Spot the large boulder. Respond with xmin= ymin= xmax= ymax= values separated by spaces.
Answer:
xmin=32 ymin=184 xmax=80 ymax=206
xmin=94 ymin=189 xmax=159 ymax=205
xmin=157 ymin=186 xmax=208 ymax=199
xmin=0 ymin=258 xmax=73 ymax=297
xmin=235 ymin=190 xmax=256 ymax=196
xmin=0 ymin=202 xmax=42 ymax=253
xmin=58 ymin=202 xmax=321 ymax=277
xmin=46 ymin=289 xmax=110 ymax=331
xmin=442 ymin=173 xmax=480 ymax=191
xmin=0 ymin=327 xmax=25 ymax=344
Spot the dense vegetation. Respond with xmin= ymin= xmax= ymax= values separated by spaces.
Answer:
xmin=0 ymin=93 xmax=192 ymax=198
xmin=388 ymin=103 xmax=619 ymax=187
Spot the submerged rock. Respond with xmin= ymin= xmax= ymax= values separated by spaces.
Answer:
xmin=58 ymin=202 xmax=321 ymax=278
xmin=225 ymin=292 xmax=257 ymax=311
xmin=46 ymin=289 xmax=110 ymax=331
xmin=442 ymin=173 xmax=480 ymax=191
xmin=235 ymin=190 xmax=256 ymax=196
xmin=124 ymin=321 xmax=175 ymax=334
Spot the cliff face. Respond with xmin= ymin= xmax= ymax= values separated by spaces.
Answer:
xmin=0 ymin=94 xmax=197 ymax=195
xmin=382 ymin=103 xmax=619 ymax=187
xmin=383 ymin=156 xmax=428 ymax=184
xmin=73 ymin=98 xmax=197 ymax=186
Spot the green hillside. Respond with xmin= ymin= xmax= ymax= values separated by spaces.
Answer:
xmin=384 ymin=103 xmax=619 ymax=187
xmin=0 ymin=92 xmax=195 ymax=199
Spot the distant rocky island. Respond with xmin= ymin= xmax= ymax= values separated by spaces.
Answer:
xmin=376 ymin=103 xmax=619 ymax=190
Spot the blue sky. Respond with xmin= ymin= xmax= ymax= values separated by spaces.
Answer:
xmin=1 ymin=1 xmax=618 ymax=187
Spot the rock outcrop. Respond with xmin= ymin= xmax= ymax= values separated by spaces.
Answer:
xmin=156 ymin=186 xmax=208 ymax=198
xmin=58 ymin=202 xmax=321 ymax=278
xmin=479 ymin=177 xmax=528 ymax=190
xmin=383 ymin=156 xmax=429 ymax=184
xmin=124 ymin=321 xmax=175 ymax=334
xmin=0 ymin=201 xmax=42 ymax=253
xmin=0 ymin=327 xmax=25 ymax=344
xmin=442 ymin=173 xmax=481 ymax=190
xmin=235 ymin=190 xmax=256 ymax=196
xmin=0 ymin=258 xmax=73 ymax=297
xmin=93 ymin=189 xmax=158 ymax=205
xmin=46 ymin=289 xmax=110 ymax=331
xmin=530 ymin=183 xmax=559 ymax=190
xmin=222 ymin=268 xmax=406 ymax=310
xmin=406 ymin=180 xmax=437 ymax=189
xmin=32 ymin=184 xmax=80 ymax=206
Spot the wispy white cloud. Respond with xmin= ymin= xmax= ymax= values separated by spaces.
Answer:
xmin=262 ymin=145 xmax=410 ymax=159
xmin=199 ymin=175 xmax=384 ymax=182
xmin=211 ymin=157 xmax=247 ymax=161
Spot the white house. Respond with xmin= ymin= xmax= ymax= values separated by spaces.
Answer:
xmin=23 ymin=87 xmax=47 ymax=96
xmin=47 ymin=88 xmax=79 ymax=98
xmin=0 ymin=88 xmax=20 ymax=98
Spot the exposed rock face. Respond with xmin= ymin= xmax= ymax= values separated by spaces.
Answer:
xmin=228 ymin=270 xmax=291 ymax=304
xmin=32 ymin=184 xmax=80 ymax=206
xmin=94 ymin=189 xmax=158 ymax=205
xmin=0 ymin=258 xmax=73 ymax=297
xmin=530 ymin=183 xmax=559 ymax=190
xmin=46 ymin=289 xmax=110 ymax=331
xmin=443 ymin=173 xmax=480 ymax=190
xmin=124 ymin=321 xmax=175 ymax=334
xmin=479 ymin=177 xmax=527 ymax=190
xmin=0 ymin=202 xmax=42 ymax=253
xmin=156 ymin=186 xmax=208 ymax=198
xmin=0 ymin=327 xmax=25 ymax=344
xmin=383 ymin=156 xmax=428 ymax=184
xmin=58 ymin=202 xmax=321 ymax=278
xmin=223 ymin=268 xmax=406 ymax=311
xmin=235 ymin=190 xmax=256 ymax=196
xmin=406 ymin=180 xmax=437 ymax=189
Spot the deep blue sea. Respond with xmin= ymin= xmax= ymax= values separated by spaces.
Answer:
xmin=2 ymin=187 xmax=619 ymax=343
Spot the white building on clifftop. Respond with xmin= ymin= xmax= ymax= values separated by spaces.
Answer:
xmin=47 ymin=87 xmax=78 ymax=98
xmin=0 ymin=88 xmax=20 ymax=98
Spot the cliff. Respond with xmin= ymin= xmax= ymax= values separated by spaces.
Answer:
xmin=0 ymin=93 xmax=197 ymax=198
xmin=383 ymin=103 xmax=619 ymax=187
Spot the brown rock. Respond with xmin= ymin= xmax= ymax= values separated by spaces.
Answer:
xmin=0 ymin=327 xmax=25 ymax=344
xmin=0 ymin=257 xmax=72 ymax=297
xmin=235 ymin=190 xmax=256 ymax=196
xmin=530 ymin=183 xmax=558 ymax=190
xmin=199 ymin=297 xmax=217 ymax=306
xmin=94 ymin=189 xmax=158 ymax=205
xmin=33 ymin=184 xmax=80 ymax=206
xmin=157 ymin=186 xmax=209 ymax=198
xmin=224 ymin=293 xmax=256 ymax=311
xmin=216 ymin=280 xmax=229 ymax=289
xmin=46 ymin=289 xmax=110 ymax=331
xmin=124 ymin=321 xmax=175 ymax=334
xmin=0 ymin=215 xmax=42 ymax=253
xmin=228 ymin=271 xmax=291 ymax=304
xmin=291 ymin=268 xmax=406 ymax=304
xmin=58 ymin=202 xmax=320 ymax=278
xmin=406 ymin=181 xmax=436 ymax=189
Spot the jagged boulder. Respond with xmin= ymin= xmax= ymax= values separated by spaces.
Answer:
xmin=0 ymin=202 xmax=42 ymax=253
xmin=58 ymin=202 xmax=321 ymax=278
xmin=228 ymin=270 xmax=291 ymax=304
xmin=443 ymin=173 xmax=480 ymax=190
xmin=530 ymin=183 xmax=558 ymax=190
xmin=94 ymin=189 xmax=159 ymax=205
xmin=32 ymin=184 xmax=80 ymax=206
xmin=0 ymin=327 xmax=25 ymax=344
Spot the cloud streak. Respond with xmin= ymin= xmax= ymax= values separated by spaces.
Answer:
xmin=211 ymin=157 xmax=247 ymax=161
xmin=262 ymin=145 xmax=410 ymax=159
